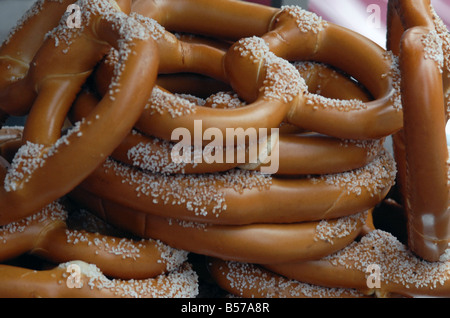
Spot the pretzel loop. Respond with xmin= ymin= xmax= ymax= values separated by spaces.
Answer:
xmin=0 ymin=0 xmax=160 ymax=226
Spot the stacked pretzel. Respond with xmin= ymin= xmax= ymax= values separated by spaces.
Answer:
xmin=0 ymin=0 xmax=199 ymax=298
xmin=0 ymin=0 xmax=448 ymax=298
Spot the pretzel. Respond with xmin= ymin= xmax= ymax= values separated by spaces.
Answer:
xmin=0 ymin=0 xmax=161 ymax=226
xmin=95 ymin=33 xmax=302 ymax=146
xmin=75 ymin=149 xmax=395 ymax=226
xmin=69 ymin=187 xmax=369 ymax=264
xmin=0 ymin=260 xmax=198 ymax=298
xmin=0 ymin=0 xmax=77 ymax=116
xmin=0 ymin=200 xmax=190 ymax=280
xmin=132 ymin=0 xmax=403 ymax=140
xmin=0 ymin=135 xmax=197 ymax=298
xmin=387 ymin=0 xmax=450 ymax=261
xmin=70 ymin=86 xmax=384 ymax=176
xmin=208 ymin=258 xmax=370 ymax=298
xmin=264 ymin=229 xmax=450 ymax=298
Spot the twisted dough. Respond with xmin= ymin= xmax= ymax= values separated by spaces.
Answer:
xmin=75 ymin=149 xmax=395 ymax=226
xmin=133 ymin=0 xmax=403 ymax=140
xmin=0 ymin=0 xmax=160 ymax=226
xmin=0 ymin=130 xmax=197 ymax=298
xmin=0 ymin=200 xmax=189 ymax=280
xmin=264 ymin=229 xmax=450 ymax=298
xmin=72 ymin=60 xmax=384 ymax=176
xmin=387 ymin=0 xmax=450 ymax=261
xmin=0 ymin=261 xmax=198 ymax=298
xmin=70 ymin=186 xmax=370 ymax=264
xmin=208 ymin=258 xmax=370 ymax=298
xmin=0 ymin=0 xmax=77 ymax=116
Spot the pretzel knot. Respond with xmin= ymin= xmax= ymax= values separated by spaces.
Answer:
xmin=0 ymin=0 xmax=160 ymax=225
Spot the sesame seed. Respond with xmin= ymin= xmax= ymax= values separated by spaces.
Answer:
xmin=220 ymin=261 xmax=364 ymax=298
xmin=280 ymin=6 xmax=328 ymax=34
xmin=325 ymin=230 xmax=450 ymax=293
xmin=310 ymin=150 xmax=396 ymax=197
xmin=102 ymin=158 xmax=272 ymax=218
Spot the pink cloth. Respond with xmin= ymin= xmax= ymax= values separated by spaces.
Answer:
xmin=308 ymin=0 xmax=449 ymax=48
xmin=243 ymin=0 xmax=449 ymax=48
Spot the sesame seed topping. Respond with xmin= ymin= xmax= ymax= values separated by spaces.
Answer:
xmin=45 ymin=0 xmax=159 ymax=100
xmin=382 ymin=51 xmax=403 ymax=111
xmin=280 ymin=6 xmax=328 ymax=34
xmin=102 ymin=159 xmax=272 ymax=218
xmin=421 ymin=29 xmax=445 ymax=73
xmin=304 ymin=92 xmax=367 ymax=112
xmin=233 ymin=36 xmax=306 ymax=103
xmin=340 ymin=139 xmax=384 ymax=159
xmin=4 ymin=119 xmax=85 ymax=192
xmin=218 ymin=260 xmax=364 ymax=298
xmin=58 ymin=261 xmax=199 ymax=298
xmin=205 ymin=91 xmax=246 ymax=109
xmin=314 ymin=211 xmax=368 ymax=244
xmin=66 ymin=204 xmax=189 ymax=271
xmin=127 ymin=134 xmax=190 ymax=174
xmin=325 ymin=230 xmax=450 ymax=294
xmin=310 ymin=150 xmax=396 ymax=197
xmin=0 ymin=201 xmax=67 ymax=244
xmin=145 ymin=87 xmax=197 ymax=118
xmin=430 ymin=5 xmax=450 ymax=75
xmin=4 ymin=141 xmax=45 ymax=192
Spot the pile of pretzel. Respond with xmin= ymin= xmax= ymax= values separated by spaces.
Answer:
xmin=0 ymin=0 xmax=448 ymax=298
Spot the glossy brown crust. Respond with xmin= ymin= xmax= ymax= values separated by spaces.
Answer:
xmin=75 ymin=150 xmax=395 ymax=226
xmin=208 ymin=258 xmax=371 ymax=298
xmin=0 ymin=0 xmax=160 ymax=226
xmin=387 ymin=0 xmax=435 ymax=53
xmin=70 ymin=188 xmax=368 ymax=264
xmin=0 ymin=199 xmax=189 ymax=280
xmin=400 ymin=27 xmax=449 ymax=261
xmin=131 ymin=0 xmax=277 ymax=41
xmin=94 ymin=32 xmax=295 ymax=146
xmin=387 ymin=0 xmax=450 ymax=261
xmin=264 ymin=229 xmax=450 ymax=298
xmin=131 ymin=0 xmax=402 ymax=140
xmin=0 ymin=0 xmax=77 ymax=116
xmin=266 ymin=8 xmax=402 ymax=140
xmin=70 ymin=85 xmax=383 ymax=176
xmin=0 ymin=261 xmax=198 ymax=298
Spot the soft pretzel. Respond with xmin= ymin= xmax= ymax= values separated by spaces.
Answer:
xmin=75 ymin=149 xmax=395 ymax=226
xmin=132 ymin=0 xmax=403 ymax=140
xmin=97 ymin=33 xmax=302 ymax=147
xmin=399 ymin=27 xmax=449 ymax=262
xmin=0 ymin=0 xmax=160 ymax=226
xmin=0 ymin=260 xmax=198 ymax=298
xmin=0 ymin=0 xmax=77 ymax=116
xmin=208 ymin=258 xmax=370 ymax=298
xmin=387 ymin=0 xmax=450 ymax=261
xmin=264 ymin=229 xmax=450 ymax=298
xmin=69 ymin=187 xmax=369 ymax=264
xmin=0 ymin=200 xmax=189 ymax=280
xmin=70 ymin=88 xmax=384 ymax=176
xmin=88 ymin=54 xmax=382 ymax=176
